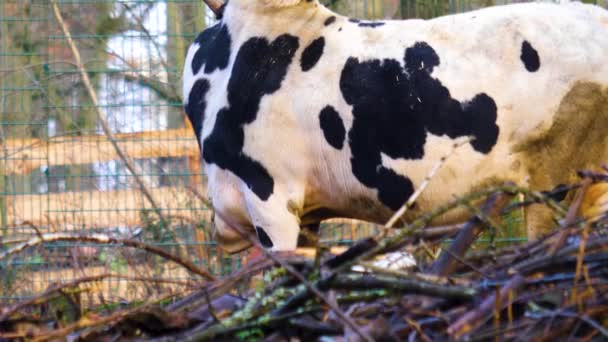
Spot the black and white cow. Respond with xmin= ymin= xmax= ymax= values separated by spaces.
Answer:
xmin=183 ymin=0 xmax=608 ymax=252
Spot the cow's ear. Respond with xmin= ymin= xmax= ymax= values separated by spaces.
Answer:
xmin=261 ymin=0 xmax=304 ymax=8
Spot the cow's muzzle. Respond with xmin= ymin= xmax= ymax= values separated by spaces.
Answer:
xmin=213 ymin=214 xmax=253 ymax=254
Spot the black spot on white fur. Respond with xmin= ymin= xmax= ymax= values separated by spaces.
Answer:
xmin=301 ymin=37 xmax=325 ymax=72
xmin=191 ymin=24 xmax=231 ymax=75
xmin=319 ymin=105 xmax=345 ymax=150
xmin=349 ymin=18 xmax=385 ymax=28
xmin=256 ymin=226 xmax=274 ymax=248
xmin=520 ymin=40 xmax=540 ymax=72
xmin=324 ymin=16 xmax=336 ymax=26
xmin=184 ymin=79 xmax=209 ymax=147
xmin=340 ymin=41 xmax=498 ymax=210
xmin=203 ymin=34 xmax=299 ymax=201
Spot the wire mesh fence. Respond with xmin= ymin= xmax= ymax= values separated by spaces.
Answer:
xmin=1 ymin=0 xmax=604 ymax=306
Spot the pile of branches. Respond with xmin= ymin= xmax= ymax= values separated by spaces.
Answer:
xmin=2 ymin=172 xmax=608 ymax=341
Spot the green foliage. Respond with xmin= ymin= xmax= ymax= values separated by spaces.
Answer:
xmin=95 ymin=9 xmax=126 ymax=37
xmin=1 ymin=262 xmax=17 ymax=298
xmin=46 ymin=287 xmax=82 ymax=325
xmin=98 ymin=250 xmax=128 ymax=273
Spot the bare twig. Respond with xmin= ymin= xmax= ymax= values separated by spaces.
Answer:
xmin=330 ymin=273 xmax=475 ymax=300
xmin=448 ymin=274 xmax=525 ymax=338
xmin=549 ymin=178 xmax=592 ymax=255
xmin=430 ymin=192 xmax=512 ymax=277
xmin=0 ymin=232 xmax=214 ymax=280
xmin=227 ymin=227 xmax=375 ymax=342
xmin=384 ymin=136 xmax=473 ymax=230
xmin=31 ymin=291 xmax=187 ymax=342
xmin=51 ymin=0 xmax=169 ymax=228
xmin=0 ymin=273 xmax=195 ymax=321
xmin=571 ymin=222 xmax=591 ymax=306
xmin=437 ymin=247 xmax=492 ymax=279
xmin=6 ymin=175 xmax=608 ymax=340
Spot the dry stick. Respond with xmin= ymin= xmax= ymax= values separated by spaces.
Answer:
xmin=429 ymin=192 xmax=512 ymax=277
xmin=270 ymin=189 xmax=514 ymax=335
xmin=571 ymin=222 xmax=590 ymax=306
xmin=0 ymin=232 xmax=214 ymax=280
xmin=121 ymin=2 xmax=173 ymax=82
xmin=355 ymin=263 xmax=466 ymax=287
xmin=163 ymin=306 xmax=324 ymax=342
xmin=384 ymin=136 xmax=473 ymax=230
xmin=549 ymin=178 xmax=592 ymax=255
xmin=330 ymin=274 xmax=475 ymax=301
xmin=493 ymin=286 xmax=501 ymax=342
xmin=31 ymin=290 xmax=187 ymax=342
xmin=506 ymin=241 xmax=607 ymax=271
xmin=334 ymin=185 xmax=521 ymax=276
xmin=187 ymin=185 xmax=214 ymax=210
xmin=447 ymin=273 xmax=525 ymax=339
xmin=188 ymin=185 xmax=553 ymax=339
xmin=168 ymin=257 xmax=278 ymax=312
xmin=438 ymin=247 xmax=491 ymax=279
xmin=550 ymin=311 xmax=608 ymax=338
xmin=253 ymin=244 xmax=373 ymax=342
xmin=414 ymin=223 xmax=463 ymax=239
xmin=168 ymin=255 xmax=311 ymax=314
xmin=0 ymin=274 xmax=109 ymax=321
xmin=51 ymin=1 xmax=168 ymax=228
xmin=404 ymin=317 xmax=432 ymax=342
xmin=0 ymin=273 xmax=194 ymax=321
xmin=212 ymin=227 xmax=375 ymax=342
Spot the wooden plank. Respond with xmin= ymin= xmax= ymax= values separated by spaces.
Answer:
xmin=1 ymin=128 xmax=199 ymax=174
xmin=4 ymin=186 xmax=211 ymax=231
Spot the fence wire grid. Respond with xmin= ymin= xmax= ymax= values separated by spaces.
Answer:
xmin=1 ymin=0 xmax=603 ymax=305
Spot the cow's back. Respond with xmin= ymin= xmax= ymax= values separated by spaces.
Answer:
xmin=282 ymin=3 xmax=608 ymax=226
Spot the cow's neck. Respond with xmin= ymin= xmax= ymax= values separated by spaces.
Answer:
xmin=224 ymin=0 xmax=331 ymax=40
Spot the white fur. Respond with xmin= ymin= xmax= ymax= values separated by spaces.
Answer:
xmin=261 ymin=0 xmax=302 ymax=8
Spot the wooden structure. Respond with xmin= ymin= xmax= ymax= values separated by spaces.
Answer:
xmin=0 ymin=128 xmax=215 ymax=259
xmin=5 ymin=186 xmax=211 ymax=231
xmin=2 ymin=128 xmax=199 ymax=175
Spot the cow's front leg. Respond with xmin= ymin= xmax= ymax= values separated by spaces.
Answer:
xmin=244 ymin=191 xmax=301 ymax=251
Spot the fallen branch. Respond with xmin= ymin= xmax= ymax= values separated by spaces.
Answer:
xmin=549 ymin=178 xmax=592 ymax=256
xmin=222 ymin=226 xmax=375 ymax=342
xmin=430 ymin=191 xmax=512 ymax=277
xmin=0 ymin=232 xmax=214 ymax=280
xmin=0 ymin=273 xmax=195 ymax=322
xmin=6 ymin=175 xmax=608 ymax=341
xmin=31 ymin=291 xmax=186 ymax=342
xmin=330 ymin=273 xmax=475 ymax=301
xmin=448 ymin=273 xmax=525 ymax=338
